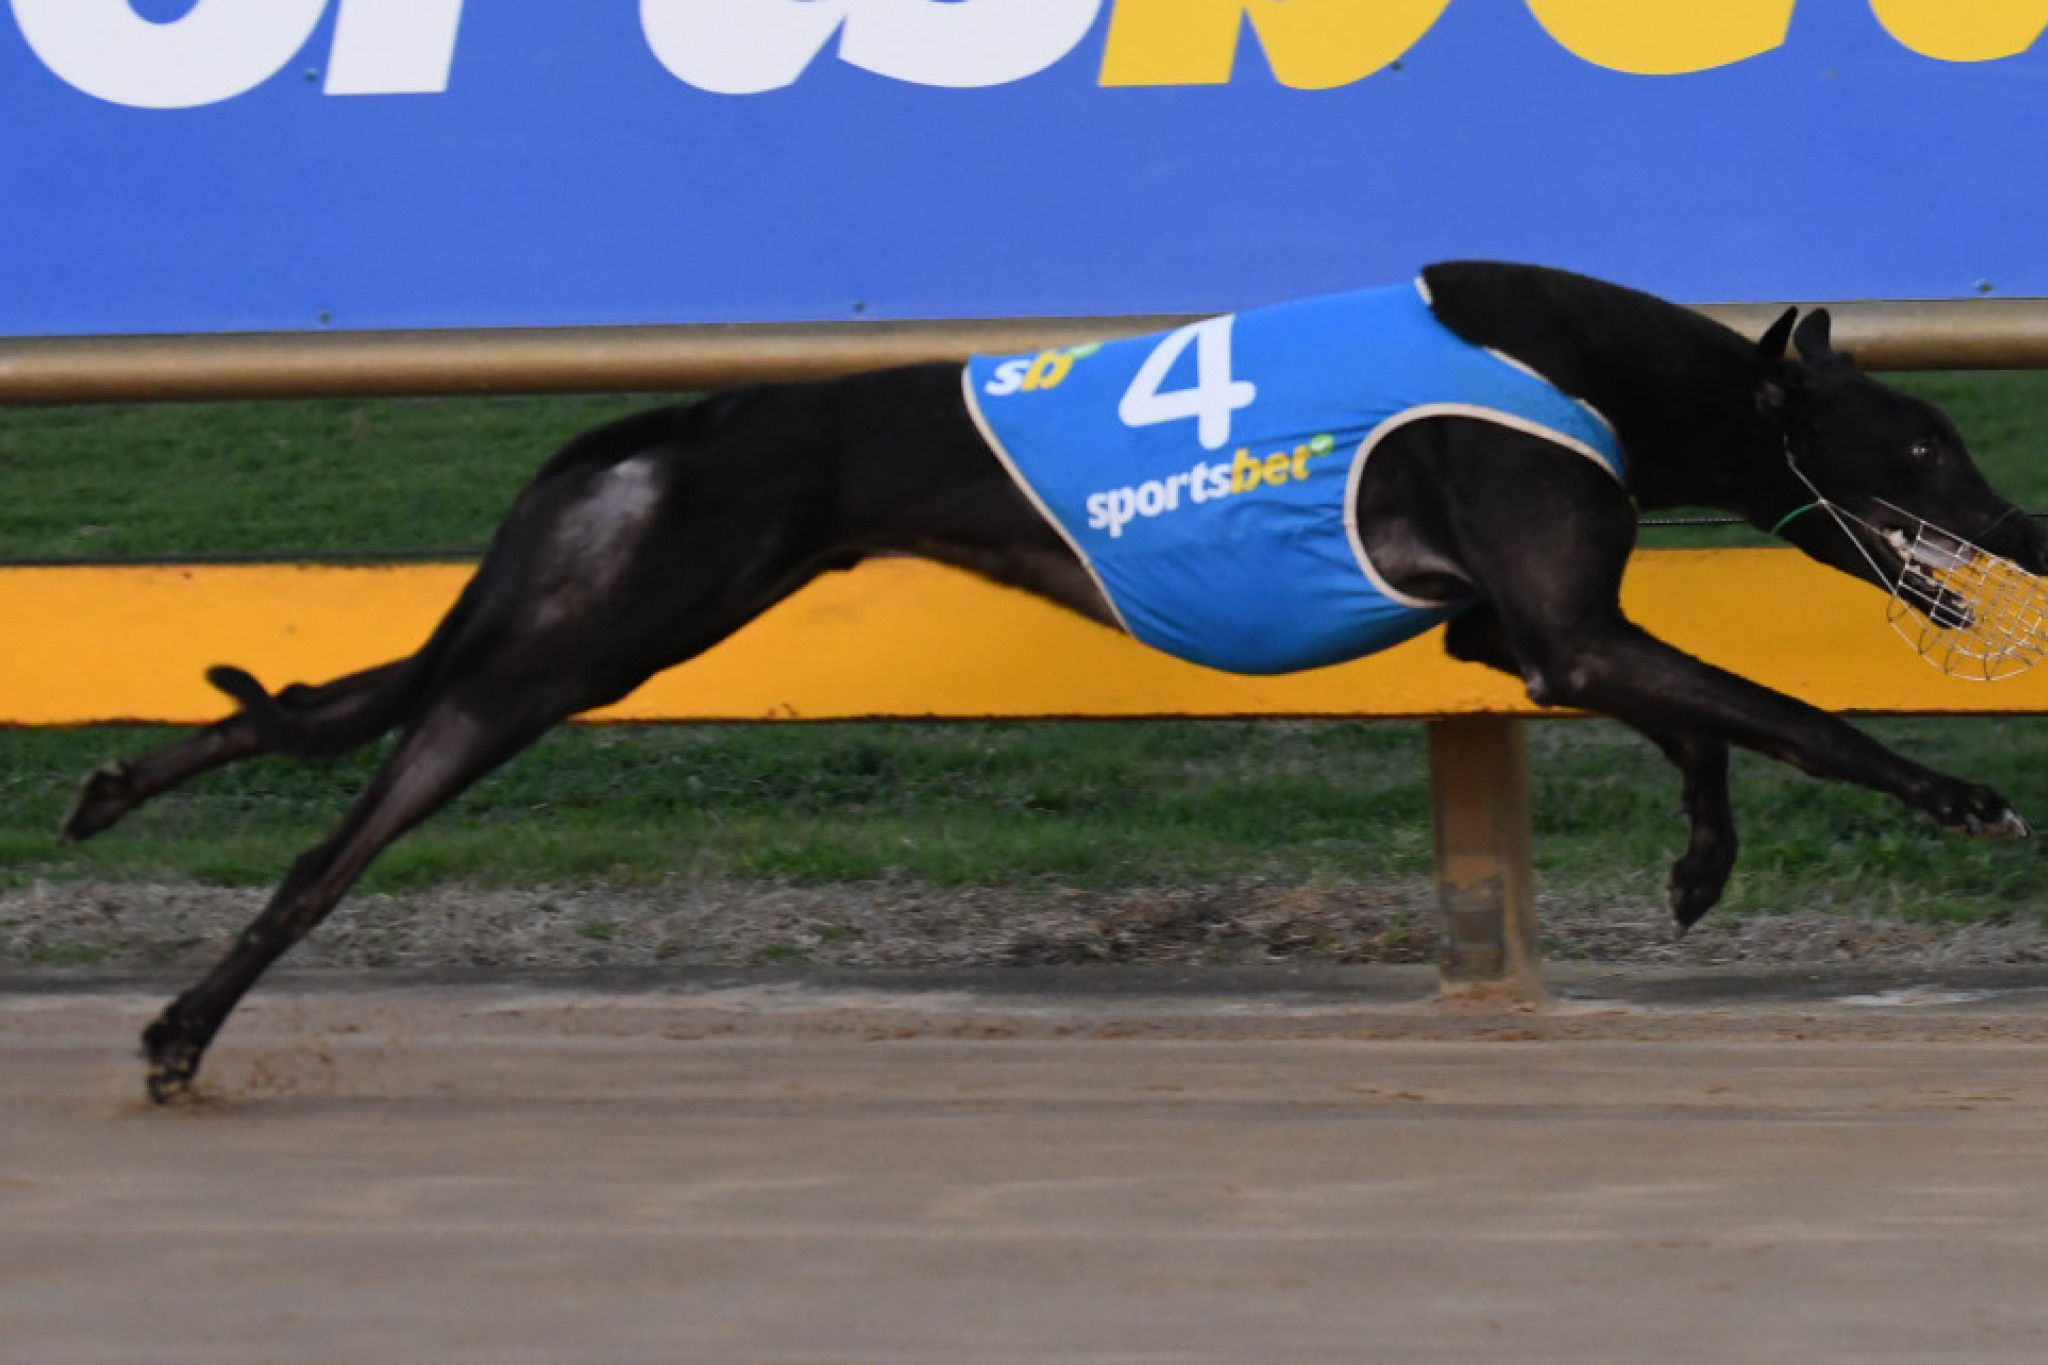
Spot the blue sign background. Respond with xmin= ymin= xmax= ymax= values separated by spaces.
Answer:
xmin=4 ymin=3 xmax=2045 ymax=337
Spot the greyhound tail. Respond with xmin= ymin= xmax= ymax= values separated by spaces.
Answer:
xmin=203 ymin=660 xmax=421 ymax=760
xmin=205 ymin=564 xmax=495 ymax=758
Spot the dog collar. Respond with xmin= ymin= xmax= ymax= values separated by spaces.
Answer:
xmin=1769 ymin=501 xmax=1819 ymax=538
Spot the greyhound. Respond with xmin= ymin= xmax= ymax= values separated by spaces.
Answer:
xmin=58 ymin=261 xmax=2044 ymax=1103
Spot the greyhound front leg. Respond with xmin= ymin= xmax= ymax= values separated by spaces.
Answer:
xmin=1445 ymin=607 xmax=1739 ymax=931
xmin=1637 ymin=729 xmax=1736 ymax=934
xmin=1518 ymin=621 xmax=2030 ymax=841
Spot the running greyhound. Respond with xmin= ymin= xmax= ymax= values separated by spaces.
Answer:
xmin=59 ymin=262 xmax=2044 ymax=1102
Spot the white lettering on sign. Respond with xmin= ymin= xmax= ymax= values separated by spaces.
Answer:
xmin=639 ymin=0 xmax=1103 ymax=95
xmin=325 ymin=0 xmax=465 ymax=97
xmin=838 ymin=0 xmax=1103 ymax=88
xmin=9 ymin=0 xmax=464 ymax=108
xmin=7 ymin=0 xmax=2045 ymax=109
xmin=12 ymin=0 xmax=328 ymax=109
xmin=638 ymin=0 xmax=843 ymax=96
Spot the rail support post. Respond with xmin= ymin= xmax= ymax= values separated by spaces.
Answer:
xmin=1426 ymin=716 xmax=1543 ymax=997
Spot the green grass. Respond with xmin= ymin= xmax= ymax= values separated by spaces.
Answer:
xmin=6 ymin=375 xmax=2048 ymax=924
xmin=0 ymin=394 xmax=643 ymax=560
xmin=0 ymin=720 xmax=1440 ymax=893
xmin=7 ymin=715 xmax=2048 ymax=925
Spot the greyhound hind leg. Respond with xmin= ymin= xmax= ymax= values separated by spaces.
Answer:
xmin=60 ymin=660 xmax=410 ymax=844
xmin=140 ymin=692 xmax=557 ymax=1101
xmin=139 ymin=560 xmax=849 ymax=1101
xmin=139 ymin=453 xmax=853 ymax=1097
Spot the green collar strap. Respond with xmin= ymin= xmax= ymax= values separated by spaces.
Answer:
xmin=1769 ymin=501 xmax=1819 ymax=539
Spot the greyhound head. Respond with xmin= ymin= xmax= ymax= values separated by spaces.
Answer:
xmin=1753 ymin=309 xmax=2048 ymax=591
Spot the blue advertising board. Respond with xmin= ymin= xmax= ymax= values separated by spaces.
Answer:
xmin=5 ymin=1 xmax=2048 ymax=337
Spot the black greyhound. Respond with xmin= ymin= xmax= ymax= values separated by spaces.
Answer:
xmin=59 ymin=261 xmax=2044 ymax=1103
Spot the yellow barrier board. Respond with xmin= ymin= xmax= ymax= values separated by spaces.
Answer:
xmin=2 ymin=549 xmax=2043 ymax=725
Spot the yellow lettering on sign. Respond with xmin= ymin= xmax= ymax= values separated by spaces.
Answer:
xmin=1021 ymin=350 xmax=1074 ymax=391
xmin=1870 ymin=0 xmax=2048 ymax=61
xmin=1522 ymin=0 xmax=1795 ymax=74
xmin=1099 ymin=0 xmax=1451 ymax=90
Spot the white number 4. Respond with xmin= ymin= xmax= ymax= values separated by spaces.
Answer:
xmin=1117 ymin=315 xmax=1257 ymax=451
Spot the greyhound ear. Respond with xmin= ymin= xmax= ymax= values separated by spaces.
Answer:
xmin=1792 ymin=308 xmax=1839 ymax=365
xmin=1754 ymin=356 xmax=1809 ymax=419
xmin=1755 ymin=307 xmax=1797 ymax=362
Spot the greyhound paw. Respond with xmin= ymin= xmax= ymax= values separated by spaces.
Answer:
xmin=1667 ymin=866 xmax=1726 ymax=938
xmin=58 ymin=761 xmax=136 ymax=844
xmin=1968 ymin=807 xmax=2033 ymax=840
xmin=1934 ymin=784 xmax=2033 ymax=840
xmin=140 ymin=1012 xmax=207 ymax=1106
xmin=1666 ymin=830 xmax=1737 ymax=938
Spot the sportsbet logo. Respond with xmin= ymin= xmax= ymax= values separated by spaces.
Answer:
xmin=979 ymin=345 xmax=1105 ymax=399
xmin=1086 ymin=434 xmax=1338 ymax=539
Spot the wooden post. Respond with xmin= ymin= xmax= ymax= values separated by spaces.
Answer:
xmin=1426 ymin=716 xmax=1543 ymax=997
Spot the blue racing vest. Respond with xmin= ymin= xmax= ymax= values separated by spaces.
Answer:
xmin=963 ymin=280 xmax=1626 ymax=675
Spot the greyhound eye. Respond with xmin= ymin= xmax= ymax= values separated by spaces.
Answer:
xmin=1909 ymin=438 xmax=1938 ymax=463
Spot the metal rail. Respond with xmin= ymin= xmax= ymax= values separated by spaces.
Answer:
xmin=6 ymin=299 xmax=2048 ymax=405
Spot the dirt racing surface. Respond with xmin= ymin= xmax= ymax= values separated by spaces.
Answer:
xmin=10 ymin=964 xmax=2048 ymax=1364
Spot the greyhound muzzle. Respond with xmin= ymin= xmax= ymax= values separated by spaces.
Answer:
xmin=1777 ymin=441 xmax=2048 ymax=679
xmin=1869 ymin=506 xmax=2048 ymax=681
xmin=1807 ymin=497 xmax=2048 ymax=681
